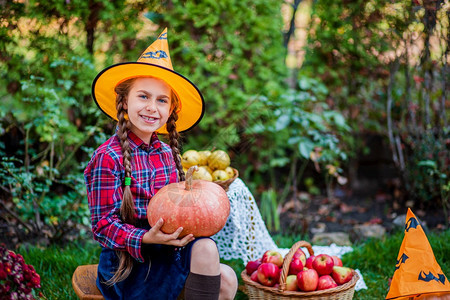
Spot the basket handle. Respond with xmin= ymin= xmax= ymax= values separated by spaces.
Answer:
xmin=278 ymin=241 xmax=314 ymax=292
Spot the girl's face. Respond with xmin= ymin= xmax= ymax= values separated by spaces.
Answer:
xmin=124 ymin=77 xmax=172 ymax=143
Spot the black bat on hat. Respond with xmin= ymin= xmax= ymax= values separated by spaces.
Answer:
xmin=395 ymin=253 xmax=409 ymax=270
xmin=418 ymin=271 xmax=447 ymax=284
xmin=405 ymin=217 xmax=419 ymax=232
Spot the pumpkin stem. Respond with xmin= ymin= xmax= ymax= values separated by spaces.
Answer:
xmin=185 ymin=165 xmax=199 ymax=190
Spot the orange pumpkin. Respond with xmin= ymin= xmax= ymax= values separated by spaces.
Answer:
xmin=147 ymin=166 xmax=230 ymax=237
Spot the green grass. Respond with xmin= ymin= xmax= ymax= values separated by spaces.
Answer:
xmin=18 ymin=230 xmax=449 ymax=299
xmin=19 ymin=240 xmax=101 ymax=300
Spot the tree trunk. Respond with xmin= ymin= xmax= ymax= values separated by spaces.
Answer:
xmin=85 ymin=0 xmax=103 ymax=54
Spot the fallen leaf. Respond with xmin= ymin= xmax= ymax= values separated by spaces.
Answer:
xmin=369 ymin=217 xmax=383 ymax=224
xmin=318 ymin=205 xmax=330 ymax=215
xmin=357 ymin=206 xmax=368 ymax=213
xmin=326 ymin=216 xmax=337 ymax=222
xmin=340 ymin=203 xmax=354 ymax=213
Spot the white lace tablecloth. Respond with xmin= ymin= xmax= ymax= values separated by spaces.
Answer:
xmin=213 ymin=178 xmax=368 ymax=291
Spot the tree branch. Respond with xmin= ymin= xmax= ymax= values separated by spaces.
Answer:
xmin=387 ymin=59 xmax=400 ymax=168
xmin=284 ymin=0 xmax=302 ymax=48
xmin=0 ymin=201 xmax=34 ymax=233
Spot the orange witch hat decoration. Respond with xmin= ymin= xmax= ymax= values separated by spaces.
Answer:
xmin=386 ymin=208 xmax=450 ymax=300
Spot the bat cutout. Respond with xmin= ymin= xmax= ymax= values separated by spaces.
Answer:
xmin=395 ymin=253 xmax=409 ymax=270
xmin=418 ymin=271 xmax=446 ymax=284
xmin=405 ymin=217 xmax=419 ymax=232
xmin=141 ymin=50 xmax=169 ymax=59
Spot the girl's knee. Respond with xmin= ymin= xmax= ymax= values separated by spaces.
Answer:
xmin=191 ymin=238 xmax=219 ymax=259
xmin=220 ymin=264 xmax=237 ymax=287
xmin=219 ymin=264 xmax=238 ymax=300
xmin=190 ymin=239 xmax=220 ymax=274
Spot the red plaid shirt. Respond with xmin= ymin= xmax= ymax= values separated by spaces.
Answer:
xmin=84 ymin=131 xmax=178 ymax=262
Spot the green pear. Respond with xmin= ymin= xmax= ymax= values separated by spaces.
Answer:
xmin=181 ymin=150 xmax=200 ymax=168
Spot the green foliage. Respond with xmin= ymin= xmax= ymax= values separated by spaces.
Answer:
xmin=250 ymin=75 xmax=350 ymax=202
xmin=149 ymin=0 xmax=288 ymax=159
xmin=388 ymin=67 xmax=449 ymax=217
xmin=259 ymin=188 xmax=280 ymax=232
xmin=303 ymin=0 xmax=449 ymax=212
xmin=410 ymin=135 xmax=449 ymax=205
xmin=304 ymin=0 xmax=391 ymax=117
xmin=300 ymin=0 xmax=396 ymax=163
xmin=0 ymin=0 xmax=140 ymax=242
xmin=415 ymin=151 xmax=450 ymax=222
xmin=0 ymin=53 xmax=107 ymax=241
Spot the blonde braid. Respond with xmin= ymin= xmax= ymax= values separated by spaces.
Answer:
xmin=106 ymin=78 xmax=137 ymax=285
xmin=166 ymin=111 xmax=185 ymax=181
xmin=116 ymin=96 xmax=136 ymax=226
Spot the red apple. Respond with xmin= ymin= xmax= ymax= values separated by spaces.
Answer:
xmin=312 ymin=254 xmax=334 ymax=275
xmin=262 ymin=250 xmax=283 ymax=268
xmin=288 ymin=257 xmax=304 ymax=275
xmin=331 ymin=255 xmax=343 ymax=267
xmin=246 ymin=259 xmax=262 ymax=275
xmin=305 ymin=255 xmax=315 ymax=269
xmin=257 ymin=263 xmax=280 ymax=287
xmin=292 ymin=248 xmax=307 ymax=266
xmin=317 ymin=275 xmax=338 ymax=290
xmin=285 ymin=275 xmax=299 ymax=291
xmin=331 ymin=266 xmax=353 ymax=285
xmin=250 ymin=270 xmax=259 ymax=283
xmin=296 ymin=268 xmax=319 ymax=292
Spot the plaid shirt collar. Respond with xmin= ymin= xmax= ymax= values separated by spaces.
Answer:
xmin=119 ymin=129 xmax=162 ymax=152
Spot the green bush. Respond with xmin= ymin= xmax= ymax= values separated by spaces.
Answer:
xmin=150 ymin=1 xmax=289 ymax=153
xmin=0 ymin=56 xmax=102 ymax=242
xmin=250 ymin=76 xmax=350 ymax=227
xmin=302 ymin=0 xmax=449 ymax=215
xmin=0 ymin=0 xmax=146 ymax=242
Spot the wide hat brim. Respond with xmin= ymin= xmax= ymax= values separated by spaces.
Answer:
xmin=92 ymin=62 xmax=205 ymax=134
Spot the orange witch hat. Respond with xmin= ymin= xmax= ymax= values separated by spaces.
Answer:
xmin=386 ymin=208 xmax=450 ymax=300
xmin=92 ymin=28 xmax=204 ymax=134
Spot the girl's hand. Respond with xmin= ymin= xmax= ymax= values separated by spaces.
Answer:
xmin=142 ymin=218 xmax=195 ymax=247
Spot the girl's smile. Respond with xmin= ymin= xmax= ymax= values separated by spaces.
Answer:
xmin=124 ymin=77 xmax=172 ymax=143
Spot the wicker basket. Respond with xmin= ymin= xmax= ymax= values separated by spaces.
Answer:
xmin=214 ymin=168 xmax=239 ymax=191
xmin=241 ymin=241 xmax=359 ymax=300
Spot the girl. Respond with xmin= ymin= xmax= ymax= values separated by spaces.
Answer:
xmin=84 ymin=29 xmax=238 ymax=300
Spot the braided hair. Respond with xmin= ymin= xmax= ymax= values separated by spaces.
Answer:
xmin=166 ymin=92 xmax=185 ymax=182
xmin=106 ymin=78 xmax=137 ymax=285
